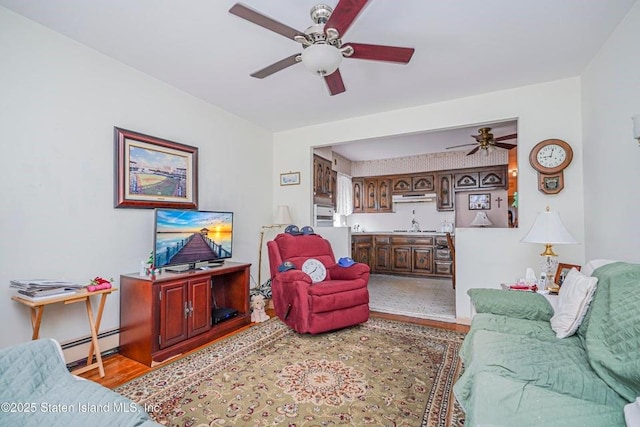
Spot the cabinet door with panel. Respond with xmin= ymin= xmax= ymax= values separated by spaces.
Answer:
xmin=412 ymin=174 xmax=435 ymax=192
xmin=377 ymin=179 xmax=393 ymax=212
xmin=352 ymin=235 xmax=373 ymax=269
xmin=352 ymin=178 xmax=364 ymax=213
xmin=364 ymin=178 xmax=392 ymax=212
xmin=412 ymin=247 xmax=434 ymax=275
xmin=454 ymin=172 xmax=479 ymax=190
xmin=480 ymin=167 xmax=507 ymax=189
xmin=189 ymin=277 xmax=212 ymax=336
xmin=392 ymin=176 xmax=412 ymax=193
xmin=159 ymin=277 xmax=212 ymax=349
xmin=391 ymin=246 xmax=412 ymax=272
xmin=373 ymin=235 xmax=391 ymax=272
xmin=159 ymin=281 xmax=189 ymax=349
xmin=436 ymin=173 xmax=454 ymax=211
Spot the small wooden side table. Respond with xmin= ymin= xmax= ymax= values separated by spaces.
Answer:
xmin=11 ymin=287 xmax=117 ymax=378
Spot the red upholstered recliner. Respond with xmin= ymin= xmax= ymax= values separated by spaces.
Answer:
xmin=267 ymin=232 xmax=370 ymax=334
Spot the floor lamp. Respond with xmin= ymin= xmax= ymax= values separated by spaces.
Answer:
xmin=258 ymin=206 xmax=293 ymax=286
xmin=521 ymin=206 xmax=577 ymax=284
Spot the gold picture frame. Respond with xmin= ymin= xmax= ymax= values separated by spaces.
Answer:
xmin=554 ymin=263 xmax=581 ymax=286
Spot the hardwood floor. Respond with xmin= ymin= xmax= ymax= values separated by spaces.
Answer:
xmin=77 ymin=309 xmax=469 ymax=389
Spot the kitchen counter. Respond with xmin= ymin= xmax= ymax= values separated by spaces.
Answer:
xmin=352 ymin=231 xmax=454 ymax=236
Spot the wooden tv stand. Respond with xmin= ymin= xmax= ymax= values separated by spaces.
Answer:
xmin=119 ymin=262 xmax=250 ymax=366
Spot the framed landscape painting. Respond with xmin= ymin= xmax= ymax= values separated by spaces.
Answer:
xmin=114 ymin=127 xmax=198 ymax=209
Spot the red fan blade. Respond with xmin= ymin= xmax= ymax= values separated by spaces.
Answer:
xmin=346 ymin=43 xmax=415 ymax=63
xmin=250 ymin=54 xmax=300 ymax=79
xmin=494 ymin=133 xmax=517 ymax=142
xmin=494 ymin=142 xmax=517 ymax=150
xmin=229 ymin=3 xmax=305 ymax=41
xmin=324 ymin=69 xmax=346 ymax=96
xmin=325 ymin=0 xmax=370 ymax=37
xmin=467 ymin=146 xmax=480 ymax=156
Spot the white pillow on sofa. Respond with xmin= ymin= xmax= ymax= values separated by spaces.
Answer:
xmin=550 ymin=268 xmax=598 ymax=338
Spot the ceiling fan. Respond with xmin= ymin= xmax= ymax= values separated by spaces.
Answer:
xmin=446 ymin=127 xmax=517 ymax=156
xmin=229 ymin=1 xmax=415 ymax=96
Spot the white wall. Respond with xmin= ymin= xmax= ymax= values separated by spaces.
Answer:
xmin=581 ymin=2 xmax=640 ymax=263
xmin=274 ymin=78 xmax=585 ymax=323
xmin=0 ymin=8 xmax=273 ymax=348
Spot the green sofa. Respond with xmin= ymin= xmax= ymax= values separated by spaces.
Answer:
xmin=0 ymin=338 xmax=160 ymax=426
xmin=454 ymin=261 xmax=640 ymax=427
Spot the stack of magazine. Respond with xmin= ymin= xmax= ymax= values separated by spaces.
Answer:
xmin=10 ymin=279 xmax=83 ymax=302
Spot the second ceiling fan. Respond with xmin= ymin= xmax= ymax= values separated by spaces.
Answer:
xmin=229 ymin=0 xmax=415 ymax=95
xmin=446 ymin=127 xmax=517 ymax=156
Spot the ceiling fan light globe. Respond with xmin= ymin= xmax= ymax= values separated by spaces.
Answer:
xmin=301 ymin=43 xmax=342 ymax=76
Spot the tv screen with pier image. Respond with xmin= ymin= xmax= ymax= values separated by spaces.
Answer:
xmin=154 ymin=209 xmax=233 ymax=271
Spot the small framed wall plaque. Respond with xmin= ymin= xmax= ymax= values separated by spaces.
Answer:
xmin=280 ymin=171 xmax=300 ymax=186
xmin=468 ymin=193 xmax=491 ymax=210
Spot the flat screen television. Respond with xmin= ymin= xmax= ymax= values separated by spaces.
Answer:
xmin=153 ymin=208 xmax=233 ymax=271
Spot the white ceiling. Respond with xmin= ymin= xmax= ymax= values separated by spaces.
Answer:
xmin=0 ymin=0 xmax=634 ymax=160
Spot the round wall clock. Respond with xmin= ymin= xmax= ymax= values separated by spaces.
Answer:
xmin=302 ymin=258 xmax=327 ymax=283
xmin=529 ymin=139 xmax=573 ymax=174
xmin=529 ymin=139 xmax=573 ymax=194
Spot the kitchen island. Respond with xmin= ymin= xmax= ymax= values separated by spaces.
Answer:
xmin=351 ymin=231 xmax=454 ymax=278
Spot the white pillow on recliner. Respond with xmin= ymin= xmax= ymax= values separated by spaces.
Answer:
xmin=550 ymin=268 xmax=598 ymax=338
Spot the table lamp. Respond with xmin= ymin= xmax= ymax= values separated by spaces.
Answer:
xmin=521 ymin=206 xmax=577 ymax=279
xmin=470 ymin=211 xmax=493 ymax=227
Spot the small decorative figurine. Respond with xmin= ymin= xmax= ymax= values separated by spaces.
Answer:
xmin=250 ymin=294 xmax=270 ymax=323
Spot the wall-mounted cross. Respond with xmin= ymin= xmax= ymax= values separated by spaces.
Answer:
xmin=495 ymin=196 xmax=503 ymax=208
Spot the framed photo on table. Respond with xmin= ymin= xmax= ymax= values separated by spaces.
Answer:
xmin=114 ymin=127 xmax=198 ymax=209
xmin=554 ymin=263 xmax=581 ymax=286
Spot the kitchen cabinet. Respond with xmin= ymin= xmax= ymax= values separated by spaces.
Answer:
xmin=436 ymin=173 xmax=454 ymax=211
xmin=373 ymin=235 xmax=391 ymax=272
xmin=352 ymin=178 xmax=364 ymax=213
xmin=313 ymin=155 xmax=335 ymax=206
xmin=480 ymin=167 xmax=507 ymax=188
xmin=412 ymin=174 xmax=435 ymax=192
xmin=433 ymin=236 xmax=453 ymax=276
xmin=364 ymin=178 xmax=393 ymax=213
xmin=352 ymin=235 xmax=373 ymax=269
xmin=392 ymin=173 xmax=435 ymax=193
xmin=453 ymin=166 xmax=507 ymax=190
xmin=454 ymin=171 xmax=479 ymax=190
xmin=390 ymin=235 xmax=434 ymax=275
xmin=352 ymin=234 xmax=452 ymax=278
xmin=119 ymin=262 xmax=250 ymax=366
xmin=354 ymin=166 xmax=505 ymax=213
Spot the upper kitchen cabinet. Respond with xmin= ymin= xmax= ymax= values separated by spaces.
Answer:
xmin=313 ymin=154 xmax=336 ymax=207
xmin=392 ymin=173 xmax=435 ymax=193
xmin=453 ymin=166 xmax=508 ymax=191
xmin=352 ymin=178 xmax=364 ymax=213
xmin=436 ymin=173 xmax=454 ymax=211
xmin=364 ymin=178 xmax=393 ymax=213
xmin=479 ymin=167 xmax=507 ymax=188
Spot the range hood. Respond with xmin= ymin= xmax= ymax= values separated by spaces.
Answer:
xmin=392 ymin=193 xmax=437 ymax=203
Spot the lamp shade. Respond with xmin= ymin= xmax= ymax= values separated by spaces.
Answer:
xmin=273 ymin=205 xmax=293 ymax=225
xmin=301 ymin=44 xmax=342 ymax=76
xmin=470 ymin=211 xmax=493 ymax=227
xmin=521 ymin=208 xmax=577 ymax=245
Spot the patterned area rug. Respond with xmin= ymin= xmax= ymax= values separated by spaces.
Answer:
xmin=116 ymin=317 xmax=465 ymax=426
xmin=368 ymin=275 xmax=456 ymax=323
